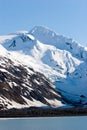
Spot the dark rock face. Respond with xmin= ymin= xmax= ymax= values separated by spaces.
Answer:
xmin=0 ymin=56 xmax=61 ymax=110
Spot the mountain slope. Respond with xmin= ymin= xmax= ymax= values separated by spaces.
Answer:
xmin=0 ymin=26 xmax=87 ymax=107
xmin=0 ymin=45 xmax=63 ymax=110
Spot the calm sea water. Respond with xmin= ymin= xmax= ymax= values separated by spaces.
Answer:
xmin=0 ymin=116 xmax=87 ymax=130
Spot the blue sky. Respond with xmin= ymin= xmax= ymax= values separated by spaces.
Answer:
xmin=0 ymin=0 xmax=87 ymax=46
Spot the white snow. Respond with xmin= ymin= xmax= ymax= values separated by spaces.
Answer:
xmin=22 ymin=83 xmax=33 ymax=91
xmin=8 ymin=82 xmax=17 ymax=89
xmin=45 ymin=98 xmax=65 ymax=108
xmin=0 ymin=44 xmax=8 ymax=56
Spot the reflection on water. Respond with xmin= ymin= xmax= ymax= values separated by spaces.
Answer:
xmin=0 ymin=116 xmax=87 ymax=130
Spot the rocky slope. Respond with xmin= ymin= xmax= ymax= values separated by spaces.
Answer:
xmin=0 ymin=45 xmax=63 ymax=110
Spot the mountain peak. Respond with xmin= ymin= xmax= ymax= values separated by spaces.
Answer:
xmin=30 ymin=26 xmax=56 ymax=34
xmin=29 ymin=26 xmax=87 ymax=61
xmin=29 ymin=25 xmax=74 ymax=45
xmin=29 ymin=25 xmax=59 ymax=42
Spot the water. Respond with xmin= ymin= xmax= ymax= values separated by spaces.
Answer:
xmin=0 ymin=116 xmax=87 ymax=130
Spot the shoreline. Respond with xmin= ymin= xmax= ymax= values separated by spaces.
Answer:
xmin=0 ymin=107 xmax=87 ymax=118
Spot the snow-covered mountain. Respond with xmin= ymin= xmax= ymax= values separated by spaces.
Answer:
xmin=0 ymin=26 xmax=87 ymax=108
